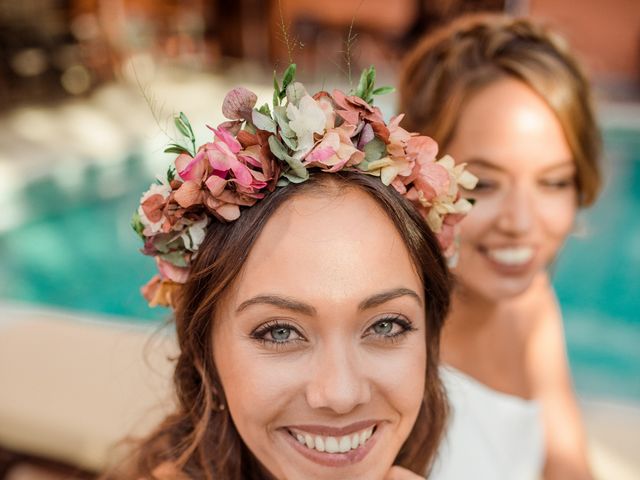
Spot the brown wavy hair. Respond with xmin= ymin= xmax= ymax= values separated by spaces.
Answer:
xmin=111 ymin=171 xmax=451 ymax=479
xmin=399 ymin=13 xmax=601 ymax=206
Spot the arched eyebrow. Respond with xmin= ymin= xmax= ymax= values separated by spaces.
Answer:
xmin=358 ymin=288 xmax=422 ymax=311
xmin=236 ymin=295 xmax=316 ymax=316
xmin=465 ymin=157 xmax=574 ymax=173
xmin=540 ymin=161 xmax=575 ymax=174
xmin=235 ymin=288 xmax=422 ymax=315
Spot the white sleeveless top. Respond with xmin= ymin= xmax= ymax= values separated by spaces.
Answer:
xmin=429 ymin=366 xmax=545 ymax=480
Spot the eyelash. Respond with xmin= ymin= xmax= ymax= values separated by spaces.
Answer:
xmin=540 ymin=178 xmax=575 ymax=189
xmin=471 ymin=178 xmax=574 ymax=192
xmin=472 ymin=179 xmax=497 ymax=192
xmin=249 ymin=316 xmax=417 ymax=350
xmin=250 ymin=320 xmax=306 ymax=350
xmin=365 ymin=315 xmax=417 ymax=343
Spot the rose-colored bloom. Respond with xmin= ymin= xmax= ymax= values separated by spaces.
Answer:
xmin=173 ymin=180 xmax=205 ymax=208
xmin=403 ymin=154 xmax=477 ymax=238
xmin=313 ymin=91 xmax=337 ymax=130
xmin=138 ymin=182 xmax=171 ymax=235
xmin=136 ymin=80 xmax=479 ymax=310
xmin=332 ymin=89 xmax=390 ymax=142
xmin=304 ymin=124 xmax=363 ymax=172
xmin=156 ymin=257 xmax=189 ymax=283
xmin=236 ymin=130 xmax=281 ymax=190
xmin=222 ymin=86 xmax=258 ymax=122
xmin=176 ymin=152 xmax=209 ymax=182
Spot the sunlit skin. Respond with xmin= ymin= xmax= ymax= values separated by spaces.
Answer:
xmin=213 ymin=188 xmax=428 ymax=480
xmin=449 ymin=77 xmax=577 ymax=303
xmin=443 ymin=78 xmax=592 ymax=479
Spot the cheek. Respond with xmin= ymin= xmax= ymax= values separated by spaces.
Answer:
xmin=459 ymin=201 xmax=497 ymax=251
xmin=216 ymin=341 xmax=300 ymax=432
xmin=537 ymin=195 xmax=576 ymax=241
xmin=458 ymin=196 xmax=503 ymax=242
xmin=368 ymin=336 xmax=427 ymax=419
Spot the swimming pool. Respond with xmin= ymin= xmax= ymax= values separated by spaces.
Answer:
xmin=1 ymin=129 xmax=639 ymax=402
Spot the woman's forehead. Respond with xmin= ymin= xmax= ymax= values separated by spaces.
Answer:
xmin=449 ymin=78 xmax=573 ymax=173
xmin=226 ymin=190 xmax=423 ymax=311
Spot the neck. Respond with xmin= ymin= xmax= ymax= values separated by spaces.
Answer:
xmin=448 ymin=284 xmax=499 ymax=332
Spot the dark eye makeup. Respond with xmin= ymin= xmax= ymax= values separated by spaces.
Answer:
xmin=249 ymin=315 xmax=417 ymax=350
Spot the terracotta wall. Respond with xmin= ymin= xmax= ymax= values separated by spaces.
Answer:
xmin=530 ymin=0 xmax=640 ymax=84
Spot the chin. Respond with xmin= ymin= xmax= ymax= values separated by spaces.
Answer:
xmin=459 ymin=272 xmax=537 ymax=302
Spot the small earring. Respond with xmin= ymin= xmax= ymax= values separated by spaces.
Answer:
xmin=212 ymin=386 xmax=226 ymax=412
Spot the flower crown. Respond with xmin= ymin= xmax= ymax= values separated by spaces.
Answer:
xmin=133 ymin=65 xmax=477 ymax=308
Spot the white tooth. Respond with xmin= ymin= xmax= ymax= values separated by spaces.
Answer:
xmin=364 ymin=427 xmax=373 ymax=440
xmin=488 ymin=247 xmax=533 ymax=265
xmin=305 ymin=434 xmax=314 ymax=449
xmin=315 ymin=436 xmax=325 ymax=452
xmin=358 ymin=430 xmax=368 ymax=446
xmin=324 ymin=436 xmax=339 ymax=453
xmin=339 ymin=435 xmax=351 ymax=453
xmin=351 ymin=433 xmax=359 ymax=449
xmin=296 ymin=433 xmax=305 ymax=444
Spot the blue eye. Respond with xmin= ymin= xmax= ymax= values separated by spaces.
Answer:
xmin=366 ymin=316 xmax=416 ymax=340
xmin=373 ymin=320 xmax=394 ymax=335
xmin=270 ymin=326 xmax=293 ymax=341
xmin=251 ymin=321 xmax=304 ymax=346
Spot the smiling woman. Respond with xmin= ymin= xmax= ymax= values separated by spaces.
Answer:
xmin=108 ymin=65 xmax=477 ymax=479
xmin=211 ymin=176 xmax=441 ymax=479
xmin=116 ymin=172 xmax=451 ymax=480
xmin=399 ymin=13 xmax=602 ymax=480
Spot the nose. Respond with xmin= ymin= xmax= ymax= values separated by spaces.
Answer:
xmin=496 ymin=184 xmax=535 ymax=235
xmin=305 ymin=340 xmax=371 ymax=414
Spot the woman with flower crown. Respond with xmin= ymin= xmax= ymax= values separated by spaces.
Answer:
xmin=109 ymin=65 xmax=476 ymax=480
xmin=399 ymin=13 xmax=601 ymax=480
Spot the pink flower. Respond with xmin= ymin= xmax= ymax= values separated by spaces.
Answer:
xmin=304 ymin=124 xmax=363 ymax=172
xmin=156 ymin=257 xmax=189 ymax=283
xmin=332 ymin=89 xmax=389 ymax=142
xmin=176 ymin=152 xmax=208 ymax=182
xmin=222 ymin=86 xmax=258 ymax=122
xmin=403 ymin=155 xmax=477 ymax=235
xmin=138 ymin=182 xmax=171 ymax=235
xmin=196 ymin=129 xmax=254 ymax=188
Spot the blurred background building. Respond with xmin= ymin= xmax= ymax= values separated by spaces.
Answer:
xmin=0 ymin=1 xmax=638 ymax=479
xmin=1 ymin=0 xmax=638 ymax=108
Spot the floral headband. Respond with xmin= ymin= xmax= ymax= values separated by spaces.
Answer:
xmin=133 ymin=65 xmax=477 ymax=308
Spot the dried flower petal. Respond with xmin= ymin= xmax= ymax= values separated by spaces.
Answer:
xmin=222 ymin=87 xmax=258 ymax=121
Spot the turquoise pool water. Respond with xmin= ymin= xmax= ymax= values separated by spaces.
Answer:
xmin=1 ymin=130 xmax=639 ymax=401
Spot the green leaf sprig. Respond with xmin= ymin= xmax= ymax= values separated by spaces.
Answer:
xmin=273 ymin=64 xmax=297 ymax=107
xmin=165 ymin=112 xmax=197 ymax=157
xmin=352 ymin=66 xmax=394 ymax=104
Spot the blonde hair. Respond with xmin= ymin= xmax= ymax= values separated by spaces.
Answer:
xmin=399 ymin=13 xmax=601 ymax=206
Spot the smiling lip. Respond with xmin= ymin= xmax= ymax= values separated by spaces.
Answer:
xmin=286 ymin=420 xmax=377 ymax=436
xmin=479 ymin=245 xmax=537 ymax=276
xmin=279 ymin=421 xmax=380 ymax=467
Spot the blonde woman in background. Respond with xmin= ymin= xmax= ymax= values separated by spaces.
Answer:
xmin=399 ymin=14 xmax=601 ymax=480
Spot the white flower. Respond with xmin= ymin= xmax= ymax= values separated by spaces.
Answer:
xmin=181 ymin=217 xmax=209 ymax=251
xmin=287 ymin=95 xmax=326 ymax=154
